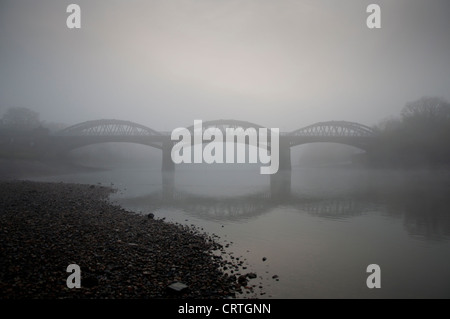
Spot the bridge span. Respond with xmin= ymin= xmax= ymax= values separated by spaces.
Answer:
xmin=51 ymin=119 xmax=378 ymax=172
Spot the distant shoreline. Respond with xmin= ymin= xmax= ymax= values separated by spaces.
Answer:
xmin=0 ymin=158 xmax=106 ymax=181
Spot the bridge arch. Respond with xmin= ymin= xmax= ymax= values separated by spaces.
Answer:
xmin=173 ymin=119 xmax=273 ymax=150
xmin=184 ymin=119 xmax=266 ymax=134
xmin=288 ymin=121 xmax=376 ymax=150
xmin=53 ymin=119 xmax=164 ymax=151
xmin=290 ymin=121 xmax=375 ymax=137
xmin=56 ymin=119 xmax=161 ymax=137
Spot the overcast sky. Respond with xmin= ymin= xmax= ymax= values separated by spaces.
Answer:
xmin=1 ymin=0 xmax=449 ymax=131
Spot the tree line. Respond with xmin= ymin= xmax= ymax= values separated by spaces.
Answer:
xmin=371 ymin=96 xmax=450 ymax=167
xmin=0 ymin=106 xmax=66 ymax=133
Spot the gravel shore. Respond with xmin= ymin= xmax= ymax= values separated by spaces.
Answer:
xmin=0 ymin=180 xmax=246 ymax=299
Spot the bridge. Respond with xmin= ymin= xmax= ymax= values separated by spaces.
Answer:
xmin=51 ymin=119 xmax=378 ymax=172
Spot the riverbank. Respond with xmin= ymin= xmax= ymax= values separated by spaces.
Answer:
xmin=0 ymin=180 xmax=251 ymax=299
xmin=0 ymin=158 xmax=105 ymax=181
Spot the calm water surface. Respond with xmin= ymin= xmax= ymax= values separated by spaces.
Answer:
xmin=32 ymin=165 xmax=450 ymax=298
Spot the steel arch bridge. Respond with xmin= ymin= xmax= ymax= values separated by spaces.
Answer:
xmin=54 ymin=118 xmax=376 ymax=140
xmin=50 ymin=118 xmax=378 ymax=171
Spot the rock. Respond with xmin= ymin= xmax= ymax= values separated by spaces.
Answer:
xmin=237 ymin=275 xmax=247 ymax=285
xmin=147 ymin=213 xmax=154 ymax=219
xmin=247 ymin=273 xmax=257 ymax=279
xmin=167 ymin=282 xmax=188 ymax=293
xmin=262 ymin=257 xmax=267 ymax=262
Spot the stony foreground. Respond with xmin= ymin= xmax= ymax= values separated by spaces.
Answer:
xmin=0 ymin=181 xmax=244 ymax=299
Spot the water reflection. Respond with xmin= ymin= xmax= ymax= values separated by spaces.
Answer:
xmin=371 ymin=177 xmax=450 ymax=241
xmin=116 ymin=170 xmax=450 ymax=241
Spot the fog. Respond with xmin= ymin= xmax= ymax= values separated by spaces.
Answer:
xmin=1 ymin=0 xmax=450 ymax=132
xmin=3 ymin=1 xmax=450 ymax=300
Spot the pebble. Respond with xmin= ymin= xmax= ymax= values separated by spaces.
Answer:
xmin=247 ymin=273 xmax=257 ymax=279
xmin=167 ymin=282 xmax=188 ymax=293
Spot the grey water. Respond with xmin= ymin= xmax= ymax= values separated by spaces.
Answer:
xmin=32 ymin=164 xmax=450 ymax=298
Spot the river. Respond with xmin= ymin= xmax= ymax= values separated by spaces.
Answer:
xmin=31 ymin=164 xmax=450 ymax=298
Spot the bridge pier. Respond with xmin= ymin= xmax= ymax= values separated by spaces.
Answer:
xmin=270 ymin=138 xmax=291 ymax=199
xmin=270 ymin=170 xmax=291 ymax=200
xmin=162 ymin=140 xmax=175 ymax=172
xmin=278 ymin=138 xmax=291 ymax=171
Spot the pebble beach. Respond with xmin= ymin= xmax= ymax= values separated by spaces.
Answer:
xmin=0 ymin=180 xmax=250 ymax=299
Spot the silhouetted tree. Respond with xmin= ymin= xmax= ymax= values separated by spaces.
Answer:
xmin=1 ymin=107 xmax=40 ymax=130
xmin=372 ymin=96 xmax=450 ymax=167
xmin=401 ymin=96 xmax=450 ymax=124
xmin=373 ymin=116 xmax=402 ymax=133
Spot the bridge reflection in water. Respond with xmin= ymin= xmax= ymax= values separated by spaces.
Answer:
xmin=117 ymin=170 xmax=450 ymax=241
xmin=122 ymin=171 xmax=374 ymax=223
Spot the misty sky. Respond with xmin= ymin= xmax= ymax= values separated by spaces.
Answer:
xmin=1 ymin=0 xmax=449 ymax=131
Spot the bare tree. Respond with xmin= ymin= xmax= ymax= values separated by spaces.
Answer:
xmin=1 ymin=107 xmax=40 ymax=130
xmin=401 ymin=96 xmax=450 ymax=123
xmin=372 ymin=96 xmax=450 ymax=167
